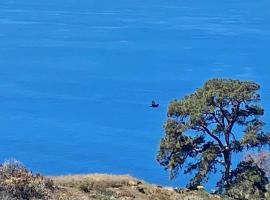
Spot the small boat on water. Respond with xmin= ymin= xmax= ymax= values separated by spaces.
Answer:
xmin=150 ymin=100 xmax=159 ymax=108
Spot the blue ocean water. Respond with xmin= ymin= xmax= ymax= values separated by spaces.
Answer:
xmin=0 ymin=0 xmax=270 ymax=188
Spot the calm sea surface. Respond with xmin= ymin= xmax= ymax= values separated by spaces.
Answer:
xmin=0 ymin=0 xmax=270 ymax=188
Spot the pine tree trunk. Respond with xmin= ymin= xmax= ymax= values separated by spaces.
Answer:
xmin=224 ymin=149 xmax=231 ymax=189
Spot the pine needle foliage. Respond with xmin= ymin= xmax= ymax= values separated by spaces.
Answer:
xmin=157 ymin=78 xmax=270 ymax=192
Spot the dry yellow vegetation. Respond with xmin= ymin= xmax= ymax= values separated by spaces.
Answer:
xmin=0 ymin=159 xmax=225 ymax=200
xmin=50 ymin=174 xmax=223 ymax=200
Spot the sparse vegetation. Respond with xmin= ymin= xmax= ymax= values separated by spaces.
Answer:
xmin=0 ymin=160 xmax=226 ymax=200
xmin=0 ymin=159 xmax=55 ymax=200
xmin=51 ymin=173 xmax=225 ymax=200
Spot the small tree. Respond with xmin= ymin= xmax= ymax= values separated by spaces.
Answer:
xmin=226 ymin=160 xmax=268 ymax=199
xmin=157 ymin=78 xmax=270 ymax=191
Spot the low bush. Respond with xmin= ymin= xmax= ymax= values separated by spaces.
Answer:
xmin=0 ymin=159 xmax=55 ymax=200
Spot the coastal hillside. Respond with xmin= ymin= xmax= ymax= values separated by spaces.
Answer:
xmin=0 ymin=160 xmax=223 ymax=200
xmin=50 ymin=174 xmax=223 ymax=200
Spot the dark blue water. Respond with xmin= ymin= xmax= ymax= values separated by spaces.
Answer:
xmin=0 ymin=0 xmax=270 ymax=189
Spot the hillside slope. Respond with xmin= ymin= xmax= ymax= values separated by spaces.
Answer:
xmin=50 ymin=174 xmax=223 ymax=200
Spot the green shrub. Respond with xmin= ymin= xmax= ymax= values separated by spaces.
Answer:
xmin=226 ymin=160 xmax=268 ymax=200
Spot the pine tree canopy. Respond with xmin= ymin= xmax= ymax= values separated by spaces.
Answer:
xmin=157 ymin=78 xmax=270 ymax=191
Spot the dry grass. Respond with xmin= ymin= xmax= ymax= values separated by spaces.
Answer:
xmin=51 ymin=174 xmax=142 ymax=189
xmin=0 ymin=160 xmax=225 ymax=200
xmin=51 ymin=174 xmax=224 ymax=200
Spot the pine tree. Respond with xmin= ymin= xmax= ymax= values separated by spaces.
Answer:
xmin=157 ymin=78 xmax=270 ymax=192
